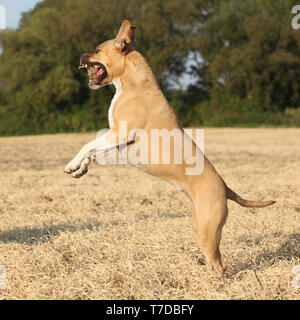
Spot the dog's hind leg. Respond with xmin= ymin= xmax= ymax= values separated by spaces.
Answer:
xmin=191 ymin=197 xmax=228 ymax=274
xmin=168 ymin=179 xmax=227 ymax=273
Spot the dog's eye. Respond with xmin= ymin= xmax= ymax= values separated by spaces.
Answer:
xmin=95 ymin=49 xmax=101 ymax=54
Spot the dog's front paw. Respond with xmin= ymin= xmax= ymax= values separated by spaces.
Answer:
xmin=65 ymin=157 xmax=91 ymax=179
xmin=64 ymin=158 xmax=82 ymax=174
xmin=71 ymin=158 xmax=91 ymax=179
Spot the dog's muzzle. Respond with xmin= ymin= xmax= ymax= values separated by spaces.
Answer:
xmin=79 ymin=54 xmax=108 ymax=86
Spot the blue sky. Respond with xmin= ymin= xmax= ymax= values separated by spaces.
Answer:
xmin=1 ymin=0 xmax=42 ymax=28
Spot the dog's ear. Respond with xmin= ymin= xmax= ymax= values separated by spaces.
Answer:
xmin=114 ymin=20 xmax=136 ymax=53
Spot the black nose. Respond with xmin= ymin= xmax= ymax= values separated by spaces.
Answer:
xmin=79 ymin=54 xmax=88 ymax=69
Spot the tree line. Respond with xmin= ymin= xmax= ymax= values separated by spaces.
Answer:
xmin=0 ymin=0 xmax=299 ymax=136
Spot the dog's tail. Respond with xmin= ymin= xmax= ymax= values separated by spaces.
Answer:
xmin=226 ymin=187 xmax=276 ymax=208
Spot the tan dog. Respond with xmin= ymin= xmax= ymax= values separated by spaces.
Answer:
xmin=65 ymin=20 xmax=275 ymax=273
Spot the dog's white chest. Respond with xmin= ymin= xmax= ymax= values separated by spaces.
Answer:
xmin=109 ymin=78 xmax=122 ymax=129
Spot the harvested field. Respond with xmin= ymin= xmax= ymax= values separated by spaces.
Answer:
xmin=0 ymin=128 xmax=299 ymax=299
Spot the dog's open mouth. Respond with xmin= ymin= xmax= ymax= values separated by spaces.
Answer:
xmin=79 ymin=62 xmax=107 ymax=86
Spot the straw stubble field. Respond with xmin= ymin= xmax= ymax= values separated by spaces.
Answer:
xmin=0 ymin=128 xmax=299 ymax=299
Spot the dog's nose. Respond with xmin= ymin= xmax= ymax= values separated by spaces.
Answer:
xmin=79 ymin=54 xmax=89 ymax=69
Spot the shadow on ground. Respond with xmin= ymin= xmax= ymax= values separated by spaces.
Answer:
xmin=230 ymin=233 xmax=300 ymax=276
xmin=0 ymin=220 xmax=107 ymax=244
xmin=0 ymin=210 xmax=188 ymax=245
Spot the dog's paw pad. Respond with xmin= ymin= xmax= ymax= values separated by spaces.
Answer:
xmin=72 ymin=169 xmax=88 ymax=179
xmin=71 ymin=158 xmax=90 ymax=178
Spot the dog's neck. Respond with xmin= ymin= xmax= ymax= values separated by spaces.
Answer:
xmin=112 ymin=77 xmax=122 ymax=94
xmin=118 ymin=51 xmax=160 ymax=90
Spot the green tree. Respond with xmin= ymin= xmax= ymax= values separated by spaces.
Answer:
xmin=1 ymin=0 xmax=300 ymax=135
xmin=191 ymin=0 xmax=300 ymax=112
xmin=0 ymin=0 xmax=202 ymax=135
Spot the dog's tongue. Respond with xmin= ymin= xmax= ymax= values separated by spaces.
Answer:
xmin=97 ymin=68 xmax=104 ymax=78
xmin=89 ymin=68 xmax=104 ymax=85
